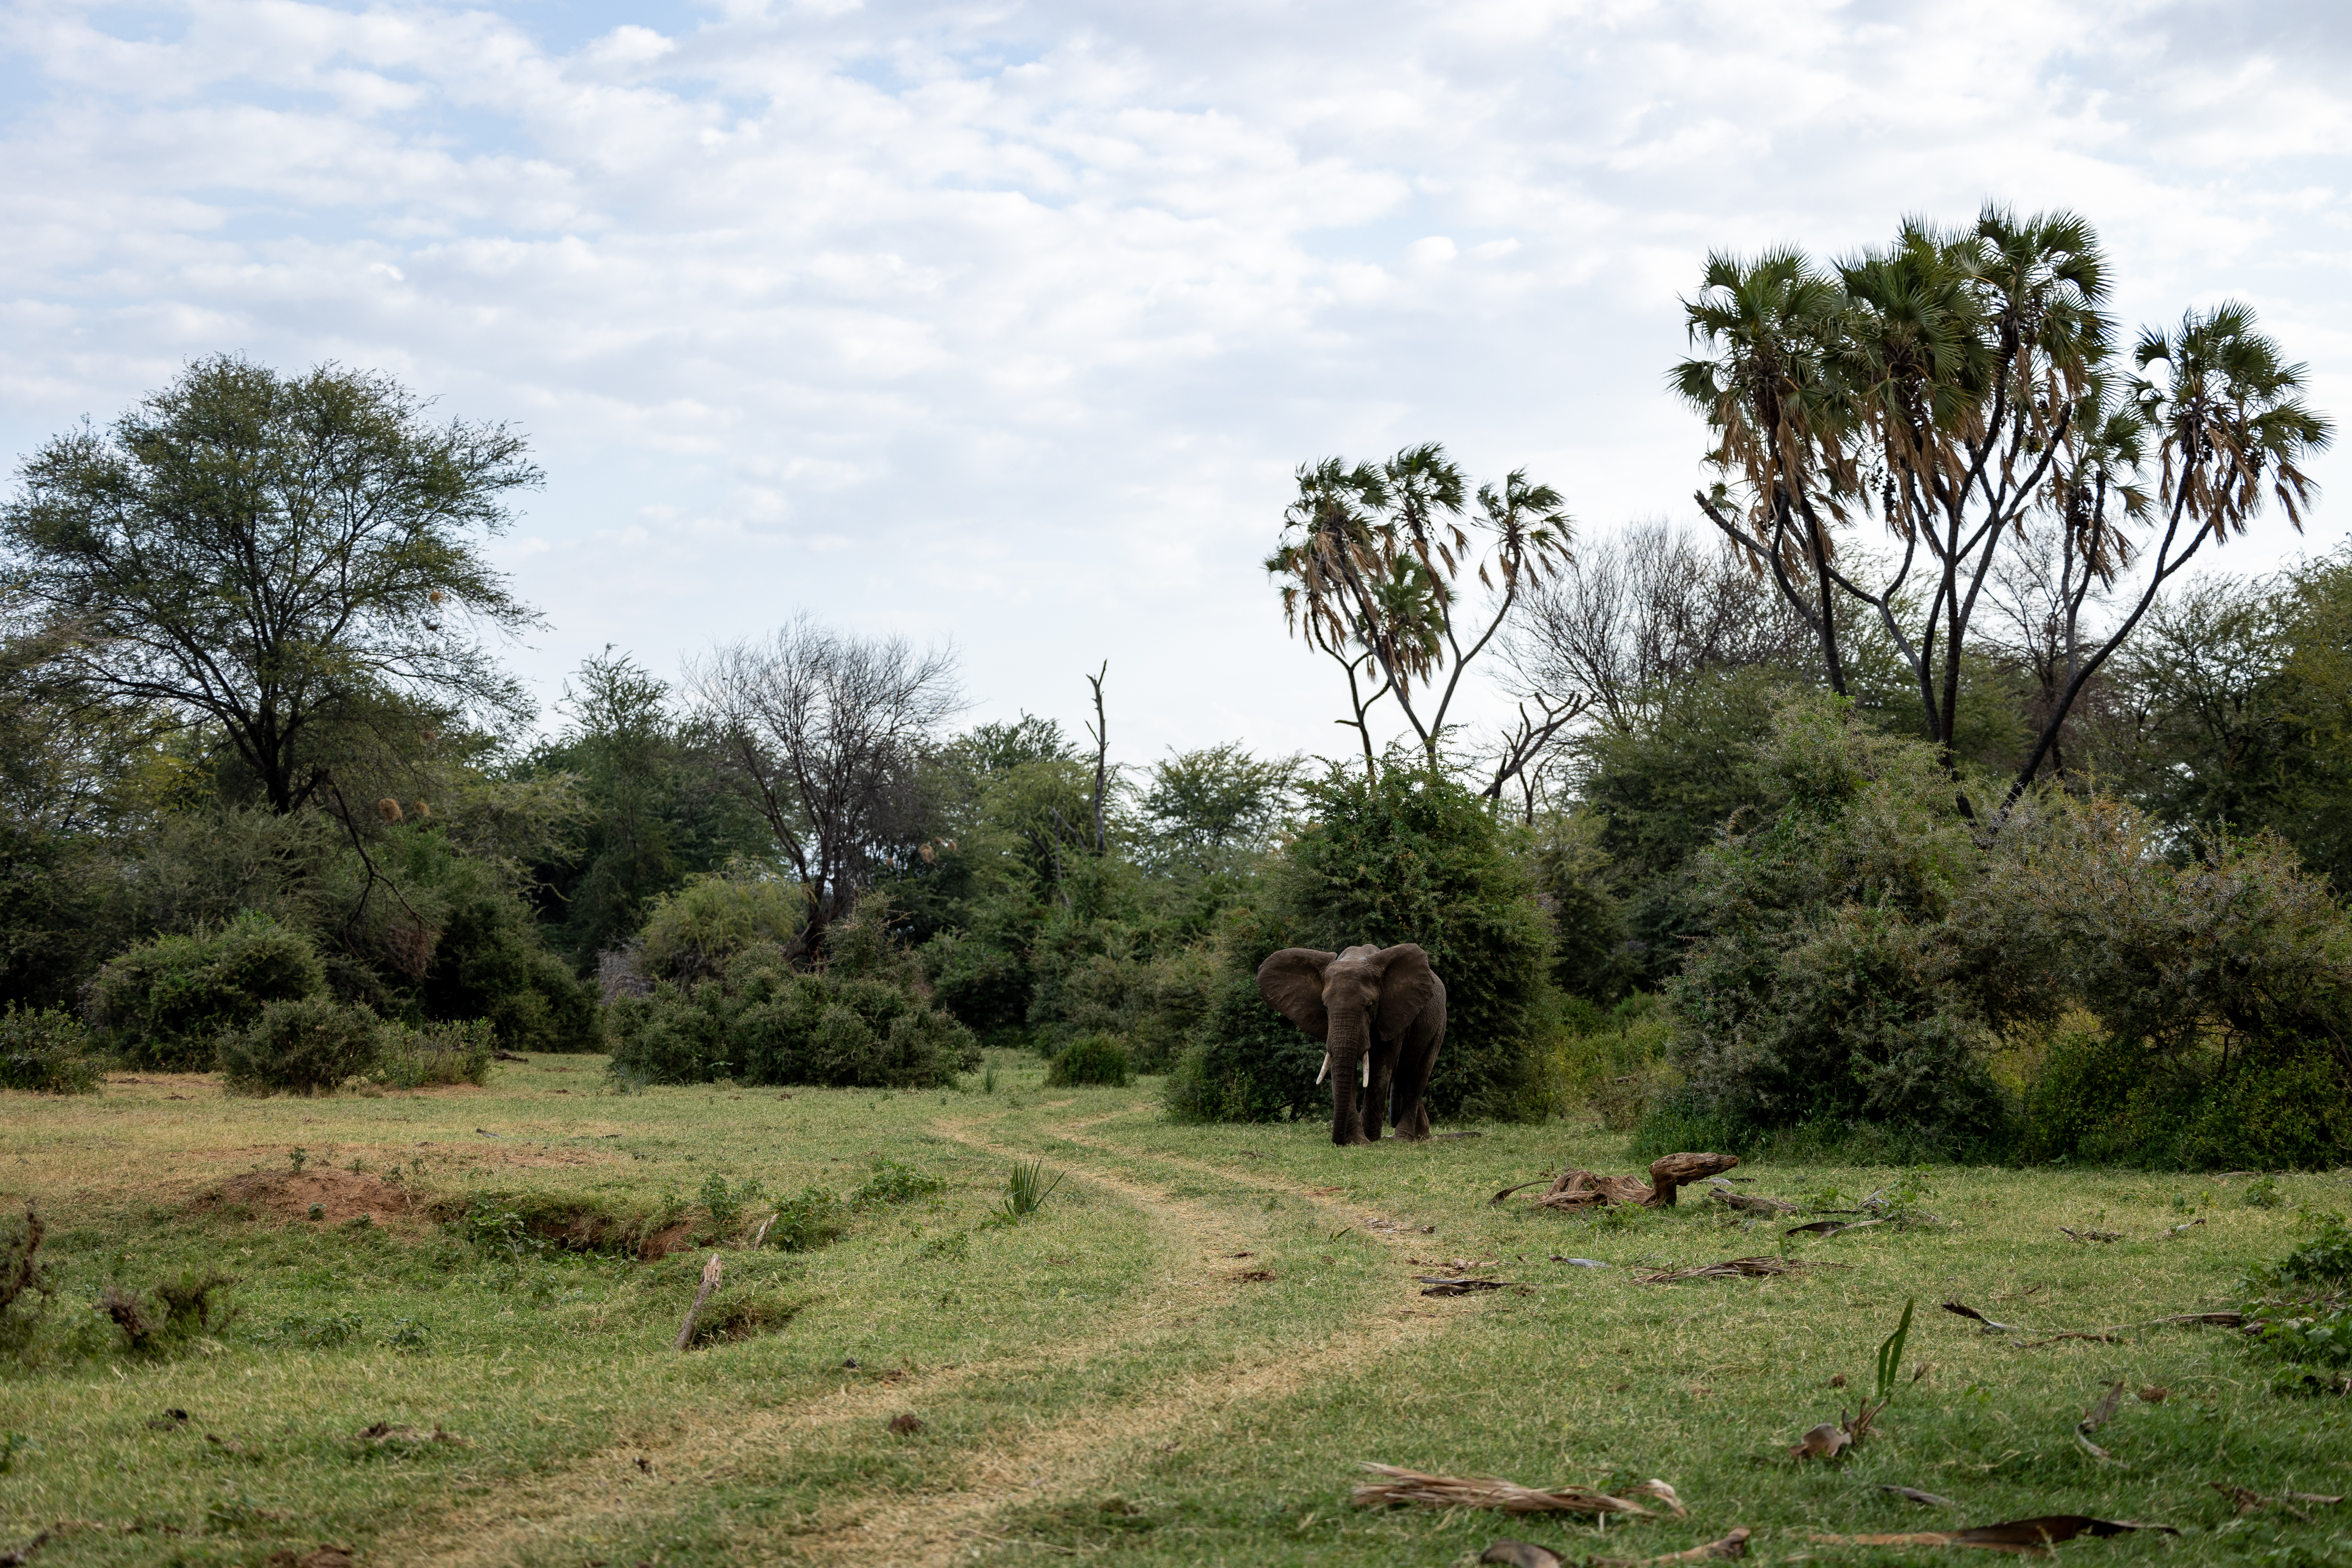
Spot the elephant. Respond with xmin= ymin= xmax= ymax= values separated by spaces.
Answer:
xmin=1256 ymin=943 xmax=1446 ymax=1145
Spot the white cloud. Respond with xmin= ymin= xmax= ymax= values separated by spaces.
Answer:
xmin=2 ymin=0 xmax=2349 ymax=764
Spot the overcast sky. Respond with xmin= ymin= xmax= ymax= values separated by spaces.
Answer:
xmin=5 ymin=0 xmax=2349 ymax=772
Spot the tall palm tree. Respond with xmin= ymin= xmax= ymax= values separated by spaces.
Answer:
xmin=1675 ymin=248 xmax=1861 ymax=692
xmin=2004 ymin=302 xmax=2333 ymax=805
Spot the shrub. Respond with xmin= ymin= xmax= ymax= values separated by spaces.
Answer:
xmin=851 ymin=1159 xmax=945 ymax=1209
xmin=1047 ymin=1033 xmax=1131 ymax=1087
xmin=219 ymin=998 xmax=382 ymax=1095
xmin=637 ymin=867 xmax=805 ymax=983
xmin=2241 ymin=1213 xmax=2352 ymax=1394
xmin=418 ymin=887 xmax=600 ymax=1054
xmin=1663 ymin=696 xmax=2009 ymax=1154
xmin=922 ymin=932 xmax=1032 ymax=1034
xmin=1170 ymin=769 xmax=1557 ymax=1124
xmin=89 ymin=913 xmax=327 ymax=1070
xmin=0 ymin=1005 xmax=101 ymax=1094
xmin=373 ymin=1018 xmax=495 ymax=1089
xmin=763 ymin=1187 xmax=845 ymax=1252
xmin=605 ymin=946 xmax=978 ymax=1090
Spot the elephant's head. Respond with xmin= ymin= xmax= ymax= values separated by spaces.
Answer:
xmin=1256 ymin=943 xmax=1439 ymax=1145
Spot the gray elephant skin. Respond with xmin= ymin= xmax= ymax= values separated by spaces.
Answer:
xmin=1256 ymin=943 xmax=1446 ymax=1145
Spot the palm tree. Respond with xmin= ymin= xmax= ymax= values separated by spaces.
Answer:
xmin=2003 ymin=302 xmax=2332 ymax=806
xmin=1675 ymin=247 xmax=1861 ymax=692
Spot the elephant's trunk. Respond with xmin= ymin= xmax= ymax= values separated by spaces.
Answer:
xmin=1326 ymin=1001 xmax=1373 ymax=1146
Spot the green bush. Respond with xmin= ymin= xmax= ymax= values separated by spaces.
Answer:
xmin=373 ymin=1018 xmax=495 ymax=1089
xmin=763 ymin=1186 xmax=845 ymax=1252
xmin=416 ymin=883 xmax=599 ymax=1054
xmin=2019 ymin=1028 xmax=2352 ymax=1171
xmin=1170 ymin=769 xmax=1557 ymax=1125
xmin=0 ymin=1005 xmax=101 ymax=1094
xmin=605 ymin=948 xmax=978 ymax=1090
xmin=219 ymin=997 xmax=383 ymax=1095
xmin=637 ymin=867 xmax=805 ymax=982
xmin=2241 ymin=1213 xmax=2352 ymax=1394
xmin=89 ymin=913 xmax=327 ymax=1070
xmin=1047 ymin=1033 xmax=1131 ymax=1087
xmin=1664 ymin=697 xmax=2009 ymax=1154
xmin=922 ymin=931 xmax=1032 ymax=1034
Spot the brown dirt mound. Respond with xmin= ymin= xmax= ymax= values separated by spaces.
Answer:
xmin=193 ymin=1170 xmax=413 ymax=1228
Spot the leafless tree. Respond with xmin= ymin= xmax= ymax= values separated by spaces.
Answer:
xmin=689 ymin=616 xmax=962 ymax=956
xmin=1507 ymin=522 xmax=1814 ymax=735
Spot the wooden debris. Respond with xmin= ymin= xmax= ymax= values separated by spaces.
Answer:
xmin=1353 ymin=1464 xmax=1684 ymax=1517
xmin=1590 ymin=1528 xmax=1751 ymax=1565
xmin=2075 ymin=1381 xmax=2126 ymax=1461
xmin=1805 ymin=1516 xmax=2177 ymax=1554
xmin=673 ymin=1254 xmax=723 ymax=1351
xmin=1884 ymin=1485 xmax=1957 ymax=1507
xmin=1635 ymin=1256 xmax=1850 ymax=1284
xmin=1942 ymin=1301 xmax=2241 ymax=1343
xmin=2058 ymin=1227 xmax=2122 ymax=1243
xmin=1533 ymin=1153 xmax=1740 ymax=1210
xmin=1418 ymin=1277 xmax=1514 ymax=1296
xmin=2211 ymin=1483 xmax=2343 ymax=1520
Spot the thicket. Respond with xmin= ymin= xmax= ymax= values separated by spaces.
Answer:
xmin=605 ymin=897 xmax=980 ymax=1089
xmin=1168 ymin=770 xmax=1557 ymax=1125
xmin=1628 ymin=695 xmax=2352 ymax=1167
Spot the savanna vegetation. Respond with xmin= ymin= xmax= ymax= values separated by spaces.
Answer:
xmin=4 ymin=205 xmax=2352 ymax=1563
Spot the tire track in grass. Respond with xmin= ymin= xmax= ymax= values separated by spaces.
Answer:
xmin=386 ymin=1101 xmax=1447 ymax=1567
xmin=778 ymin=1106 xmax=1448 ymax=1565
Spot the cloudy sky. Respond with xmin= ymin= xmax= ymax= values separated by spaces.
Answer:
xmin=4 ymin=0 xmax=2348 ymax=769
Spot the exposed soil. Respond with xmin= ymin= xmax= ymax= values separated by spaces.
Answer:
xmin=638 ymin=1221 xmax=697 ymax=1261
xmin=190 ymin=1170 xmax=414 ymax=1228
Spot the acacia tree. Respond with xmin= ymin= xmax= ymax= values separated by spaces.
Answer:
xmin=1673 ymin=207 xmax=2331 ymax=815
xmin=690 ymin=616 xmax=962 ymax=956
xmin=0 ymin=356 xmax=540 ymax=814
xmin=1265 ymin=442 xmax=1577 ymax=789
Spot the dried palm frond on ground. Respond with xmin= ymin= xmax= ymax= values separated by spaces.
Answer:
xmin=1482 ymin=1528 xmax=1750 ymax=1566
xmin=1635 ymin=1256 xmax=1850 ymax=1284
xmin=1353 ymin=1464 xmax=1684 ymax=1517
xmin=1804 ymin=1516 xmax=2177 ymax=1554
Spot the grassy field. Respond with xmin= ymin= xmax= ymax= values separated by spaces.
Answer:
xmin=2 ymin=1055 xmax=2347 ymax=1566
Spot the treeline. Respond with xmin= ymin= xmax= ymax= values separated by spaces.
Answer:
xmin=6 ymin=197 xmax=2352 ymax=1169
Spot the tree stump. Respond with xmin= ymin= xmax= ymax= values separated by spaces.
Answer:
xmin=1533 ymin=1153 xmax=1739 ymax=1210
xmin=1645 ymin=1152 xmax=1740 ymax=1207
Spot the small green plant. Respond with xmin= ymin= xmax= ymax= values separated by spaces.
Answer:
xmin=2246 ymin=1174 xmax=2283 ymax=1209
xmin=992 ymin=1161 xmax=1063 ymax=1225
xmin=698 ymin=1173 xmax=764 ymax=1238
xmin=384 ymin=1317 xmax=429 ymax=1351
xmin=307 ymin=1203 xmax=325 ymax=1221
xmin=1800 ymin=1183 xmax=1846 ymax=1214
xmin=851 ymin=1159 xmax=944 ymax=1210
xmin=920 ymin=1231 xmax=970 ymax=1260
xmin=765 ymin=1187 xmax=846 ymax=1253
xmin=288 ymin=1147 xmax=308 ymax=1174
xmin=983 ymin=1059 xmax=998 ymax=1094
xmin=1864 ymin=1167 xmax=1940 ymax=1228
xmin=2241 ymin=1213 xmax=2351 ymax=1393
xmin=0 ymin=1432 xmax=29 ymax=1473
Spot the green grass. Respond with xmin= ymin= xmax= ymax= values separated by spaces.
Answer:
xmin=3 ymin=1054 xmax=2349 ymax=1565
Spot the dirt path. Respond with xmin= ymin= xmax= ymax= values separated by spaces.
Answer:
xmin=383 ymin=1102 xmax=1441 ymax=1567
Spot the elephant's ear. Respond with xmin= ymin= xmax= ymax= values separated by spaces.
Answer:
xmin=1256 ymin=948 xmax=1336 ymax=1038
xmin=1372 ymin=944 xmax=1438 ymax=1041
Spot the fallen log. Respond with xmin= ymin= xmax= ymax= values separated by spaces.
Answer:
xmin=1536 ymin=1152 xmax=1741 ymax=1210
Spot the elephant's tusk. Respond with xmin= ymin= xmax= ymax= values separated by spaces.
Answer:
xmin=1315 ymin=1052 xmax=1330 ymax=1085
xmin=1361 ymin=1054 xmax=1370 ymax=1088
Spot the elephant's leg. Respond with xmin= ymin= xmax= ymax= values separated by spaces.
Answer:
xmin=1388 ymin=1021 xmax=1442 ymax=1141
xmin=1364 ymin=1041 xmax=1400 ymax=1140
